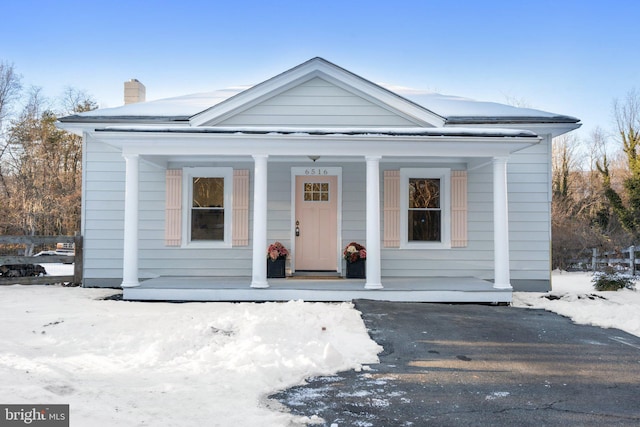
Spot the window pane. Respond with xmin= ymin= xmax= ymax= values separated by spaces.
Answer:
xmin=191 ymin=209 xmax=224 ymax=240
xmin=409 ymin=178 xmax=440 ymax=208
xmin=303 ymin=181 xmax=330 ymax=203
xmin=193 ymin=178 xmax=224 ymax=208
xmin=408 ymin=210 xmax=441 ymax=241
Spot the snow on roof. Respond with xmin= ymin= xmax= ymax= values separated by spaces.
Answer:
xmin=60 ymin=82 xmax=578 ymax=125
xmin=403 ymin=91 xmax=578 ymax=123
xmin=63 ymin=86 xmax=249 ymax=121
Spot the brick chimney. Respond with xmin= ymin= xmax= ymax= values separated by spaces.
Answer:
xmin=124 ymin=79 xmax=146 ymax=104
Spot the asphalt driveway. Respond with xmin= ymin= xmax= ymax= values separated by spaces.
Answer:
xmin=272 ymin=300 xmax=640 ymax=426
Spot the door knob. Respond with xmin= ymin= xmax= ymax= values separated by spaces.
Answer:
xmin=295 ymin=220 xmax=300 ymax=237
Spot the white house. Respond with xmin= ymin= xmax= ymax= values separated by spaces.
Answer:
xmin=57 ymin=57 xmax=580 ymax=302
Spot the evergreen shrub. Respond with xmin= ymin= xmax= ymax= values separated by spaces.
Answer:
xmin=591 ymin=269 xmax=636 ymax=291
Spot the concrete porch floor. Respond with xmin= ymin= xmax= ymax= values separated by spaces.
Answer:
xmin=123 ymin=276 xmax=512 ymax=303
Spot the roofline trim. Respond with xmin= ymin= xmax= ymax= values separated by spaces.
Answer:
xmin=445 ymin=116 xmax=581 ymax=125
xmin=94 ymin=126 xmax=539 ymax=138
xmin=57 ymin=115 xmax=191 ymax=123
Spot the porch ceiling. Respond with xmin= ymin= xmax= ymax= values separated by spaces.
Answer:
xmin=145 ymin=154 xmax=476 ymax=168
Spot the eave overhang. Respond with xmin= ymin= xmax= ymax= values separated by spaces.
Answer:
xmin=446 ymin=115 xmax=580 ymax=125
xmin=88 ymin=126 xmax=542 ymax=159
xmin=445 ymin=120 xmax=582 ymax=139
xmin=95 ymin=126 xmax=538 ymax=138
xmin=57 ymin=115 xmax=191 ymax=124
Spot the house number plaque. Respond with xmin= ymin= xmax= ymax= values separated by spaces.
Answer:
xmin=304 ymin=168 xmax=329 ymax=175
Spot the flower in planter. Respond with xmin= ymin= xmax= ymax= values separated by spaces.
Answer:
xmin=343 ymin=242 xmax=366 ymax=263
xmin=267 ymin=242 xmax=289 ymax=261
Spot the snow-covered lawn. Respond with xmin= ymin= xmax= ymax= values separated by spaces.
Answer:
xmin=513 ymin=270 xmax=640 ymax=338
xmin=0 ymin=267 xmax=381 ymax=426
xmin=1 ymin=266 xmax=638 ymax=426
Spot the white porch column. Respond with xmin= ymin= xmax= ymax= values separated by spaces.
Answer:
xmin=493 ymin=156 xmax=512 ymax=289
xmin=251 ymin=154 xmax=269 ymax=288
xmin=121 ymin=153 xmax=140 ymax=288
xmin=365 ymin=156 xmax=383 ymax=289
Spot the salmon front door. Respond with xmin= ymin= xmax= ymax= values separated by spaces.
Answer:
xmin=295 ymin=174 xmax=338 ymax=271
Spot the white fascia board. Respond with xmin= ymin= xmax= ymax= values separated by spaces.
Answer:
xmin=56 ymin=121 xmax=191 ymax=136
xmin=446 ymin=121 xmax=581 ymax=138
xmin=189 ymin=58 xmax=445 ymax=128
xmin=97 ymin=131 xmax=541 ymax=159
xmin=55 ymin=121 xmax=94 ymax=136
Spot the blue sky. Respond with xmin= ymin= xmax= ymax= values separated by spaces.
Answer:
xmin=2 ymin=0 xmax=638 ymax=139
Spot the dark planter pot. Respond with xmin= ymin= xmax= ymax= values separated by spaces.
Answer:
xmin=267 ymin=257 xmax=286 ymax=278
xmin=346 ymin=259 xmax=366 ymax=279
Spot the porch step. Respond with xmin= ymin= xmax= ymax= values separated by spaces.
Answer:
xmin=288 ymin=274 xmax=343 ymax=280
xmin=123 ymin=276 xmax=512 ymax=303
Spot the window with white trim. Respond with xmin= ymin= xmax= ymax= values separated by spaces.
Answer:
xmin=400 ymin=168 xmax=451 ymax=249
xmin=183 ymin=167 xmax=233 ymax=247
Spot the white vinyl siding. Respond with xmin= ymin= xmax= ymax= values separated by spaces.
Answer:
xmin=341 ymin=164 xmax=366 ymax=244
xmin=213 ymin=77 xmax=420 ymax=128
xmin=507 ymin=137 xmax=552 ymax=283
xmin=82 ymin=140 xmax=125 ymax=285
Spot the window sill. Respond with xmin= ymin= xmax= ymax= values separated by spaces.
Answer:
xmin=182 ymin=241 xmax=232 ymax=249
xmin=400 ymin=241 xmax=451 ymax=250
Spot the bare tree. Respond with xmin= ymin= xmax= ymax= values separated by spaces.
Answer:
xmin=551 ymin=134 xmax=600 ymax=268
xmin=0 ymin=86 xmax=95 ymax=250
xmin=0 ymin=61 xmax=22 ymax=128
xmin=60 ymin=86 xmax=96 ymax=115
xmin=597 ymin=89 xmax=640 ymax=239
xmin=552 ymin=134 xmax=580 ymax=198
xmin=0 ymin=61 xmax=22 ymax=197
xmin=502 ymin=91 xmax=532 ymax=109
xmin=550 ymin=128 xmax=636 ymax=269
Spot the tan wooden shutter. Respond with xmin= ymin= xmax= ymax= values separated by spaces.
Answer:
xmin=233 ymin=170 xmax=249 ymax=246
xmin=165 ymin=169 xmax=182 ymax=246
xmin=451 ymin=170 xmax=468 ymax=248
xmin=383 ymin=170 xmax=400 ymax=248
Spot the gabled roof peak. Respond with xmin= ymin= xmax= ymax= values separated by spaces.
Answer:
xmin=188 ymin=56 xmax=445 ymax=127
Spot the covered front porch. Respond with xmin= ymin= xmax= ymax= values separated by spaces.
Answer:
xmin=123 ymin=275 xmax=512 ymax=303
xmin=113 ymin=129 xmax=531 ymax=298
